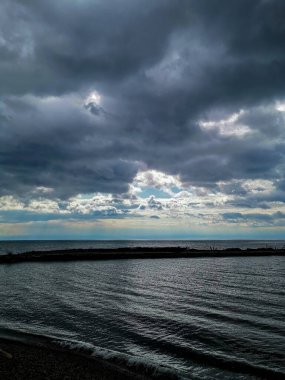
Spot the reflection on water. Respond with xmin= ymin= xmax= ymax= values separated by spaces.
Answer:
xmin=0 ymin=256 xmax=284 ymax=379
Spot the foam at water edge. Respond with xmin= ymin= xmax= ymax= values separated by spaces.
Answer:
xmin=56 ymin=338 xmax=185 ymax=379
xmin=0 ymin=328 xmax=185 ymax=379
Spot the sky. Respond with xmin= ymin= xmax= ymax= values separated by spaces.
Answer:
xmin=1 ymin=0 xmax=285 ymax=239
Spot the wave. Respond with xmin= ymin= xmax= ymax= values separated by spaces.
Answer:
xmin=1 ymin=327 xmax=284 ymax=379
xmin=0 ymin=327 xmax=184 ymax=380
xmin=96 ymin=320 xmax=284 ymax=379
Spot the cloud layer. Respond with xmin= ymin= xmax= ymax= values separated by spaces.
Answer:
xmin=1 ymin=0 xmax=285 ymax=235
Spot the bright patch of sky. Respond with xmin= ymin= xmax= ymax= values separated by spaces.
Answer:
xmin=1 ymin=169 xmax=285 ymax=238
xmin=199 ymin=110 xmax=251 ymax=137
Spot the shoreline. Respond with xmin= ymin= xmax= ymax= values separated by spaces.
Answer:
xmin=0 ymin=333 xmax=284 ymax=380
xmin=0 ymin=247 xmax=284 ymax=264
xmin=1 ymin=247 xmax=284 ymax=264
xmin=0 ymin=337 xmax=178 ymax=380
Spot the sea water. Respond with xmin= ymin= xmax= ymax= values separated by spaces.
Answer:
xmin=0 ymin=253 xmax=284 ymax=379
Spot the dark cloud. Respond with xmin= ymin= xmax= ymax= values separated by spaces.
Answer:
xmin=0 ymin=208 xmax=130 ymax=224
xmin=222 ymin=211 xmax=285 ymax=226
xmin=0 ymin=95 xmax=143 ymax=198
xmin=1 ymin=0 xmax=285 ymax=204
xmin=147 ymin=196 xmax=163 ymax=210
xmin=0 ymin=0 xmax=190 ymax=96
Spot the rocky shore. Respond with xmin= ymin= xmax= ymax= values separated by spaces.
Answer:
xmin=0 ymin=247 xmax=284 ymax=264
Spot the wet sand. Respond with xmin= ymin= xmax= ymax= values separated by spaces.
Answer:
xmin=0 ymin=338 xmax=156 ymax=380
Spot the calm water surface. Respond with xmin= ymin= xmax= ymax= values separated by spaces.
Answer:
xmin=0 ymin=256 xmax=284 ymax=379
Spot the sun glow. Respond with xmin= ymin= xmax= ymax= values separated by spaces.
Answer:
xmin=85 ymin=91 xmax=101 ymax=106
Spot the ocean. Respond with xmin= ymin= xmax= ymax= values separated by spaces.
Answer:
xmin=0 ymin=241 xmax=284 ymax=379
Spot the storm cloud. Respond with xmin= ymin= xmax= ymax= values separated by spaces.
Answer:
xmin=1 ymin=0 xmax=285 ymax=217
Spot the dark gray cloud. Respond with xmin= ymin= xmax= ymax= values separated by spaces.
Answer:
xmin=0 ymin=0 xmax=190 ymax=96
xmin=0 ymin=208 xmax=131 ymax=224
xmin=1 ymin=0 xmax=285 ymax=204
xmin=150 ymin=215 xmax=160 ymax=219
xmin=222 ymin=211 xmax=285 ymax=226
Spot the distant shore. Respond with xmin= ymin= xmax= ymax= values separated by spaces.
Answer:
xmin=0 ymin=247 xmax=284 ymax=264
xmin=0 ymin=338 xmax=160 ymax=380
